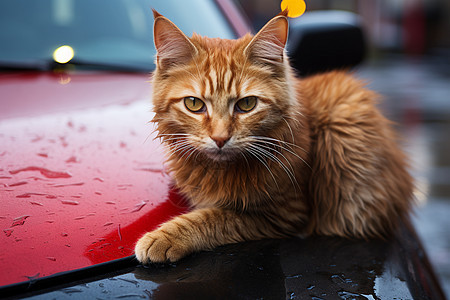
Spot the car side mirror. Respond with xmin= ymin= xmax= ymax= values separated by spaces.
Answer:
xmin=286 ymin=11 xmax=366 ymax=77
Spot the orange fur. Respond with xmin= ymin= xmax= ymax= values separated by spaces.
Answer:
xmin=135 ymin=12 xmax=414 ymax=263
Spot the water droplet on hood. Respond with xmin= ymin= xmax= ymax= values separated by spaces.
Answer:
xmin=11 ymin=215 xmax=30 ymax=227
xmin=3 ymin=228 xmax=13 ymax=237
xmin=8 ymin=181 xmax=28 ymax=187
xmin=60 ymin=199 xmax=79 ymax=205
xmin=10 ymin=166 xmax=71 ymax=179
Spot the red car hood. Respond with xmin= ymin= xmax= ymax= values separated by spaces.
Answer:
xmin=0 ymin=71 xmax=188 ymax=286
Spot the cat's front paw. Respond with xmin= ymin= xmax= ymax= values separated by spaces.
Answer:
xmin=135 ymin=229 xmax=190 ymax=264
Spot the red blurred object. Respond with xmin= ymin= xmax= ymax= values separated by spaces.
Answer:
xmin=403 ymin=0 xmax=426 ymax=55
xmin=0 ymin=71 xmax=189 ymax=286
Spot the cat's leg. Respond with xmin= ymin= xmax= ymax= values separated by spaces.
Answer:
xmin=135 ymin=207 xmax=286 ymax=263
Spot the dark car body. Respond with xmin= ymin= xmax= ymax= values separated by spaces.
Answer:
xmin=0 ymin=0 xmax=445 ymax=299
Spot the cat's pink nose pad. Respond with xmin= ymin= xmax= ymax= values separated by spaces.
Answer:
xmin=212 ymin=137 xmax=230 ymax=149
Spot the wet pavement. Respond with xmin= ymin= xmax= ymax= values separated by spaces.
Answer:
xmin=357 ymin=54 xmax=450 ymax=298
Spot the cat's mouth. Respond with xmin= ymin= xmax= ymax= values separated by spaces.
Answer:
xmin=202 ymin=147 xmax=238 ymax=162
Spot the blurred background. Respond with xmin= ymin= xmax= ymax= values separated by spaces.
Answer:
xmin=234 ymin=0 xmax=450 ymax=296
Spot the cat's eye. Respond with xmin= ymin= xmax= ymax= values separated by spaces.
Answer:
xmin=184 ymin=97 xmax=206 ymax=113
xmin=235 ymin=96 xmax=257 ymax=113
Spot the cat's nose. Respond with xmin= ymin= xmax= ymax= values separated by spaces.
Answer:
xmin=211 ymin=136 xmax=230 ymax=149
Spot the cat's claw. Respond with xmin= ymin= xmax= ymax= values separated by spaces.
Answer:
xmin=135 ymin=230 xmax=188 ymax=263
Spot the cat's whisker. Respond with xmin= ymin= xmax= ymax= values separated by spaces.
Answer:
xmin=177 ymin=145 xmax=196 ymax=161
xmin=183 ymin=146 xmax=199 ymax=161
xmin=247 ymin=144 xmax=293 ymax=189
xmin=244 ymin=147 xmax=280 ymax=191
xmin=251 ymin=136 xmax=309 ymax=155
xmin=240 ymin=152 xmax=251 ymax=169
xmin=282 ymin=117 xmax=295 ymax=144
xmin=248 ymin=144 xmax=300 ymax=192
xmin=163 ymin=137 xmax=192 ymax=144
xmin=250 ymin=137 xmax=312 ymax=170
xmin=167 ymin=141 xmax=192 ymax=153
xmin=158 ymin=133 xmax=191 ymax=137
xmin=166 ymin=141 xmax=193 ymax=157
xmin=256 ymin=143 xmax=297 ymax=176
xmin=248 ymin=136 xmax=311 ymax=170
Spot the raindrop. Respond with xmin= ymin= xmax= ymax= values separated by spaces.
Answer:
xmin=16 ymin=193 xmax=45 ymax=198
xmin=307 ymin=285 xmax=315 ymax=290
xmin=105 ymin=201 xmax=116 ymax=205
xmin=120 ymin=141 xmax=127 ymax=148
xmin=176 ymin=274 xmax=191 ymax=282
xmin=65 ymin=156 xmax=78 ymax=163
xmin=61 ymin=233 xmax=68 ymax=237
xmin=46 ymin=257 xmax=57 ymax=261
xmin=118 ymin=224 xmax=122 ymax=240
xmin=331 ymin=274 xmax=346 ymax=284
xmin=10 ymin=166 xmax=72 ymax=179
xmin=11 ymin=215 xmax=30 ymax=227
xmin=337 ymin=291 xmax=364 ymax=299
xmin=61 ymin=288 xmax=82 ymax=294
xmin=116 ymin=294 xmax=146 ymax=299
xmin=118 ymin=278 xmax=139 ymax=286
xmin=99 ymin=243 xmax=111 ymax=249
xmin=8 ymin=181 xmax=28 ymax=187
xmin=59 ymin=136 xmax=68 ymax=147
xmin=37 ymin=153 xmax=48 ymax=158
xmin=94 ymin=177 xmax=105 ymax=182
xmin=52 ymin=182 xmax=84 ymax=188
xmin=131 ymin=200 xmax=148 ymax=213
xmin=95 ymin=191 xmax=102 ymax=195
xmin=30 ymin=201 xmax=44 ymax=206
xmin=31 ymin=136 xmax=44 ymax=143
xmin=61 ymin=199 xmax=79 ymax=205
xmin=3 ymin=228 xmax=13 ymax=237
xmin=25 ymin=273 xmax=40 ymax=281
xmin=45 ymin=220 xmax=55 ymax=223
xmin=103 ymin=222 xmax=114 ymax=226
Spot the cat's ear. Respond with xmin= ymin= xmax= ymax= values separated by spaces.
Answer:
xmin=152 ymin=11 xmax=198 ymax=69
xmin=245 ymin=13 xmax=288 ymax=66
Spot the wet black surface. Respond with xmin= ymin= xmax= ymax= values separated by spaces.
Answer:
xmin=8 ymin=219 xmax=443 ymax=299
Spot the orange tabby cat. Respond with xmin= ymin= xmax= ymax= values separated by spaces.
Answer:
xmin=135 ymin=10 xmax=414 ymax=263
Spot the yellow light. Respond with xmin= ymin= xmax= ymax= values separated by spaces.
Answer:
xmin=53 ymin=45 xmax=74 ymax=64
xmin=281 ymin=0 xmax=306 ymax=18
